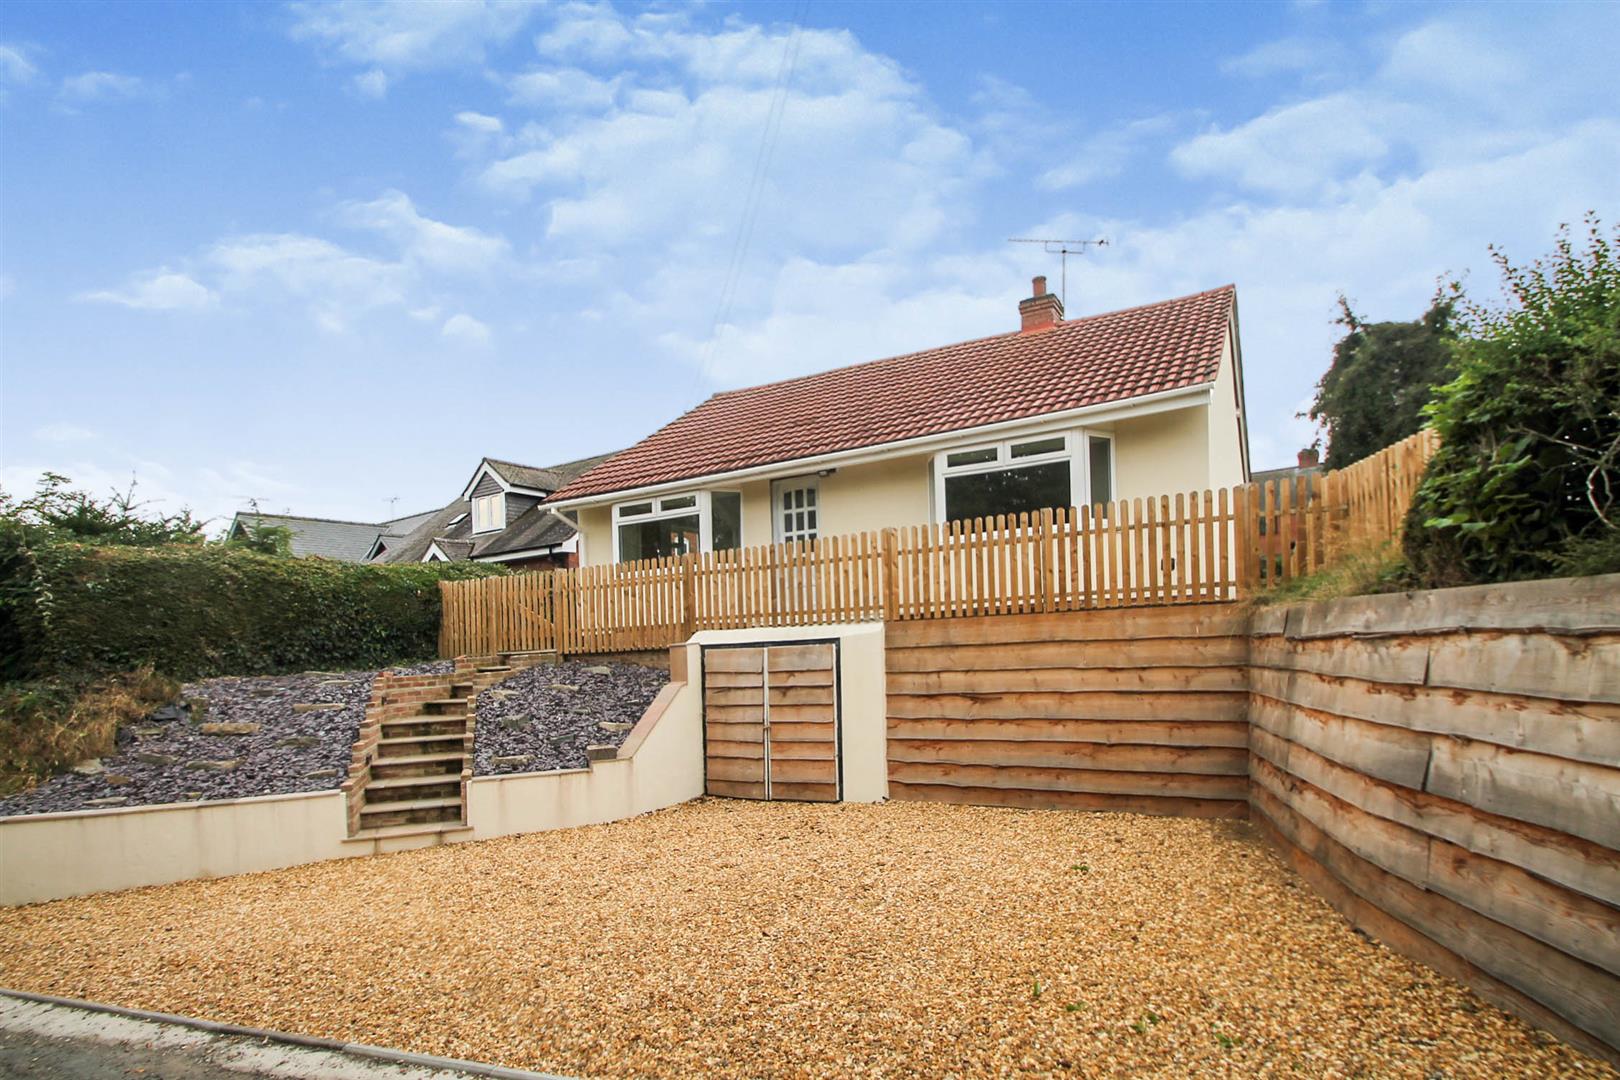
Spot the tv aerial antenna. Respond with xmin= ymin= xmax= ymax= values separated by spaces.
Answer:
xmin=384 ymin=495 xmax=400 ymax=517
xmin=1007 ymin=237 xmax=1108 ymax=310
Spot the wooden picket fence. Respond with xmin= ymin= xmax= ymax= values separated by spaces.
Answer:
xmin=438 ymin=430 xmax=1439 ymax=658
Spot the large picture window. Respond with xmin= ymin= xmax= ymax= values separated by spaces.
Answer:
xmin=612 ymin=490 xmax=743 ymax=563
xmin=933 ymin=430 xmax=1113 ymax=524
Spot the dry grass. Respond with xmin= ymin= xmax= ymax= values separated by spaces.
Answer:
xmin=0 ymin=666 xmax=178 ymax=794
xmin=0 ymin=799 xmax=1611 ymax=1079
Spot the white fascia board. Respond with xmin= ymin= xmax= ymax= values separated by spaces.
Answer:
xmin=422 ymin=541 xmax=454 ymax=563
xmin=545 ymin=383 xmax=1213 ymax=511
xmin=474 ymin=545 xmax=564 ymax=563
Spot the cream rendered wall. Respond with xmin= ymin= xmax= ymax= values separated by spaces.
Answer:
xmin=578 ymin=504 xmax=612 ymax=567
xmin=1111 ymin=404 xmax=1213 ymax=500
xmin=1206 ymin=333 xmax=1249 ymax=488
xmin=0 ymin=790 xmax=356 ymax=906
xmin=737 ymin=478 xmax=772 ymax=549
xmin=816 ymin=454 xmax=932 ymax=536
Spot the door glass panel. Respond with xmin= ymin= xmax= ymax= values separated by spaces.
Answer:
xmin=1088 ymin=437 xmax=1113 ymax=506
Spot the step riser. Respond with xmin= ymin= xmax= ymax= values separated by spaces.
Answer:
xmin=422 ymin=703 xmax=469 ymax=716
xmin=371 ymin=761 xmax=465 ymax=779
xmin=360 ymin=806 xmax=463 ymax=829
xmin=375 ymin=739 xmax=465 ymax=758
xmin=366 ymin=782 xmax=460 ymax=804
xmin=381 ymin=721 xmax=466 ymax=738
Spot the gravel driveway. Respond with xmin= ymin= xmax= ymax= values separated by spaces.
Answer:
xmin=0 ymin=800 xmax=1609 ymax=1079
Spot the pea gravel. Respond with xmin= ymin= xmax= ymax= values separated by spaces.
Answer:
xmin=0 ymin=800 xmax=1611 ymax=1079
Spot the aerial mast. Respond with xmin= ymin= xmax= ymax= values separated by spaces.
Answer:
xmin=1007 ymin=237 xmax=1108 ymax=311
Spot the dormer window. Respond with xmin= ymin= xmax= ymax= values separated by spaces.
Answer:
xmin=471 ymin=493 xmax=504 ymax=534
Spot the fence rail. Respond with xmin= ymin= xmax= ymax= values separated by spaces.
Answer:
xmin=439 ymin=430 xmax=1439 ymax=658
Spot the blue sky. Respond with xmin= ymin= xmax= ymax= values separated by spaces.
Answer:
xmin=2 ymin=1 xmax=1617 ymax=532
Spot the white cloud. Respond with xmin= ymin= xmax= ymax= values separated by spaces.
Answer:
xmin=441 ymin=312 xmax=491 ymax=346
xmin=205 ymin=233 xmax=407 ymax=329
xmin=1172 ymin=94 xmax=1398 ymax=195
xmin=81 ymin=269 xmax=216 ymax=310
xmin=351 ymin=68 xmax=388 ymax=99
xmin=33 ymin=422 xmax=97 ymax=444
xmin=336 ymin=190 xmax=508 ymax=272
xmin=60 ymin=70 xmax=148 ymax=102
xmin=1221 ymin=38 xmax=1331 ymax=79
xmin=1038 ymin=115 xmax=1177 ymax=191
xmin=475 ymin=13 xmax=972 ymax=267
xmin=82 ymin=191 xmax=506 ymax=331
xmin=289 ymin=0 xmax=540 ymax=77
xmin=505 ymin=66 xmax=621 ymax=111
xmin=0 ymin=43 xmax=38 ymax=84
xmin=455 ymin=110 xmax=502 ymax=134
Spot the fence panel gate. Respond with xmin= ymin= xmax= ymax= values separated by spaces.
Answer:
xmin=703 ymin=642 xmax=840 ymax=802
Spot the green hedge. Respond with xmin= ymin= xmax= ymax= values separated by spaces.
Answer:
xmin=7 ymin=540 xmax=506 ymax=681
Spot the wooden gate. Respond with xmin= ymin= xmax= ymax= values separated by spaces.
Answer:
xmin=702 ymin=642 xmax=840 ymax=801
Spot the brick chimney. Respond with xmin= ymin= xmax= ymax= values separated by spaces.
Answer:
xmin=1018 ymin=275 xmax=1064 ymax=333
xmin=1298 ymin=447 xmax=1321 ymax=469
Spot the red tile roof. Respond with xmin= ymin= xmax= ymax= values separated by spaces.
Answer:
xmin=549 ymin=284 xmax=1236 ymax=503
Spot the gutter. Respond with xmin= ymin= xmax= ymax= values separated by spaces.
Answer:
xmin=544 ymin=382 xmax=1213 ymax=510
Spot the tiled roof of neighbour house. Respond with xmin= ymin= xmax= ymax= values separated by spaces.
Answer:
xmin=229 ymin=513 xmax=388 ymax=562
xmin=375 ymin=502 xmax=470 ymax=564
xmin=485 ymin=452 xmax=618 ymax=492
xmin=381 ymin=452 xmax=609 ymax=564
xmin=383 ymin=507 xmax=440 ymax=535
xmin=428 ymin=538 xmax=474 ymax=560
xmin=472 ymin=506 xmax=578 ymax=559
xmin=547 ymin=285 xmax=1237 ymax=503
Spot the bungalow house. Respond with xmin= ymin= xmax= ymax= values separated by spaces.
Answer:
xmin=545 ymin=278 xmax=1250 ymax=565
xmin=226 ymin=509 xmax=437 ymax=562
xmin=371 ymin=453 xmax=614 ymax=571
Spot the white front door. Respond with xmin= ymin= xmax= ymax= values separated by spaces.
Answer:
xmin=772 ymin=477 xmax=820 ymax=544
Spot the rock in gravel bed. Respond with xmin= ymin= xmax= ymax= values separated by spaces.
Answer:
xmin=474 ymin=659 xmax=666 ymax=775
xmin=0 ymin=658 xmax=455 ymax=818
xmin=0 ymin=802 xmax=1609 ymax=1080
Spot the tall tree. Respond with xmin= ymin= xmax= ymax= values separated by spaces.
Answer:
xmin=1307 ymin=296 xmax=1455 ymax=468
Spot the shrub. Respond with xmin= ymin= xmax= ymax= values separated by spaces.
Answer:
xmin=11 ymin=541 xmax=506 ymax=682
xmin=1307 ymin=296 xmax=1455 ymax=469
xmin=0 ymin=668 xmax=178 ymax=794
xmin=1405 ymin=215 xmax=1620 ymax=586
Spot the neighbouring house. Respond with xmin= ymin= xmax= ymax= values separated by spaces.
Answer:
xmin=545 ymin=278 xmax=1250 ymax=565
xmin=226 ymin=509 xmax=437 ymax=562
xmin=371 ymin=453 xmax=614 ymax=571
xmin=1251 ymin=447 xmax=1324 ymax=487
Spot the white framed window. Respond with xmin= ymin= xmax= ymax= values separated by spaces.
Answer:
xmin=771 ymin=477 xmax=819 ymax=543
xmin=612 ymin=490 xmax=743 ymax=563
xmin=471 ymin=493 xmax=504 ymax=534
xmin=932 ymin=429 xmax=1114 ymax=524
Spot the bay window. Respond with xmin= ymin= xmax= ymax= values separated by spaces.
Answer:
xmin=612 ymin=490 xmax=743 ymax=563
xmin=933 ymin=430 xmax=1114 ymax=524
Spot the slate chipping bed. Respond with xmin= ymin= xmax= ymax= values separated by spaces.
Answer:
xmin=473 ymin=659 xmax=667 ymax=776
xmin=0 ymin=661 xmax=453 ymax=818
